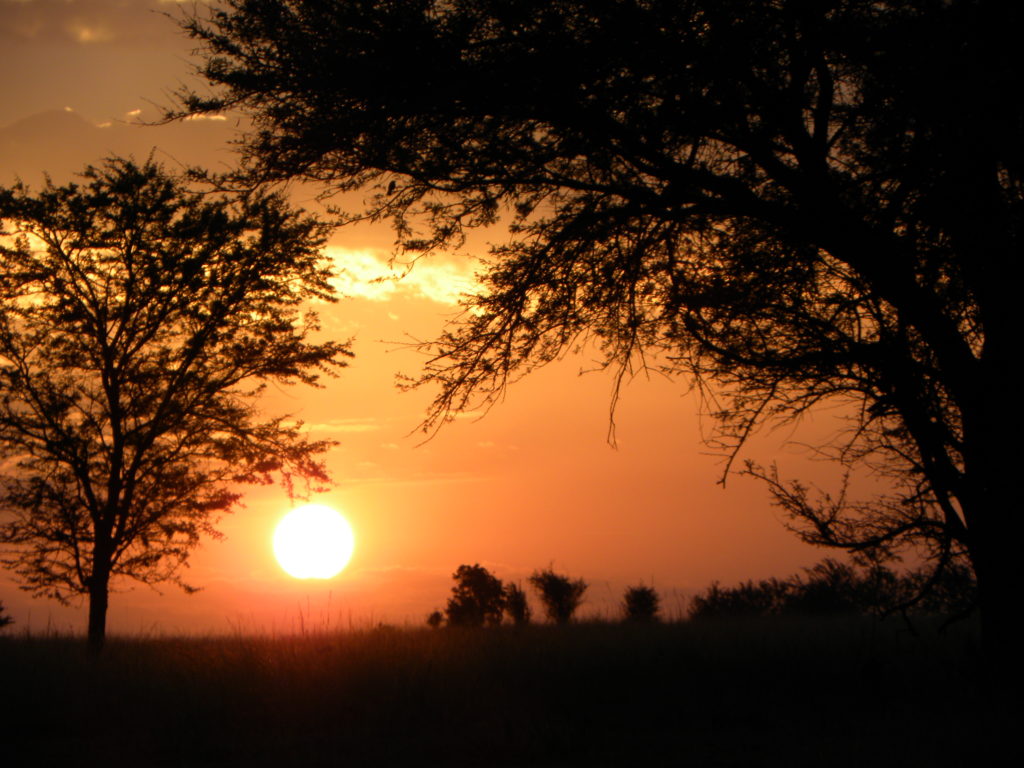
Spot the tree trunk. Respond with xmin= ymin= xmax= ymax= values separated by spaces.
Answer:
xmin=87 ymin=566 xmax=110 ymax=654
xmin=964 ymin=395 xmax=1024 ymax=691
xmin=973 ymin=529 xmax=1024 ymax=697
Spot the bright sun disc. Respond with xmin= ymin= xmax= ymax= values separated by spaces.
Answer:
xmin=273 ymin=504 xmax=355 ymax=579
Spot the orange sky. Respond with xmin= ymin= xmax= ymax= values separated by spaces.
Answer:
xmin=0 ymin=0 xmax=844 ymax=634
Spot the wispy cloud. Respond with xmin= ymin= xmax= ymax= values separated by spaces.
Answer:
xmin=306 ymin=418 xmax=382 ymax=434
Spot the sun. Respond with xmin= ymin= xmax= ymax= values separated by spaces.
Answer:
xmin=273 ymin=504 xmax=355 ymax=579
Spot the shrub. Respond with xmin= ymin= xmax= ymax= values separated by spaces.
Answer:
xmin=529 ymin=568 xmax=587 ymax=624
xmin=688 ymin=578 xmax=792 ymax=619
xmin=503 ymin=582 xmax=531 ymax=626
xmin=622 ymin=585 xmax=661 ymax=623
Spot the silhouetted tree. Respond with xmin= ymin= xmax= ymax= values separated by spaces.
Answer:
xmin=503 ymin=581 xmax=531 ymax=626
xmin=445 ymin=564 xmax=505 ymax=627
xmin=622 ymin=585 xmax=660 ymax=623
xmin=426 ymin=610 xmax=444 ymax=629
xmin=178 ymin=1 xmax=1022 ymax=657
xmin=529 ymin=568 xmax=587 ymax=624
xmin=0 ymin=600 xmax=12 ymax=629
xmin=0 ymin=158 xmax=348 ymax=651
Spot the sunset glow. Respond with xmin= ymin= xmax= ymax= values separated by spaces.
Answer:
xmin=273 ymin=505 xmax=355 ymax=579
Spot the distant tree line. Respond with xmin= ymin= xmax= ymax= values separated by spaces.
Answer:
xmin=431 ymin=558 xmax=976 ymax=628
xmin=688 ymin=559 xmax=976 ymax=620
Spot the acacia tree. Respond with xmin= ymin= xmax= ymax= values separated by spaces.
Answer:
xmin=0 ymin=158 xmax=349 ymax=650
xmin=176 ymin=1 xmax=1022 ymax=656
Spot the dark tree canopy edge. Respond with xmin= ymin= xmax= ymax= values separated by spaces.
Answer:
xmin=176 ymin=1 xmax=1022 ymax=657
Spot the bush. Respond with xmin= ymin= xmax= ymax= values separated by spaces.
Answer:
xmin=503 ymin=582 xmax=531 ymax=626
xmin=688 ymin=578 xmax=792 ymax=620
xmin=529 ymin=568 xmax=587 ymax=624
xmin=622 ymin=585 xmax=660 ymax=623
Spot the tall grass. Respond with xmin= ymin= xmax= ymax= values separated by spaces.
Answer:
xmin=1 ymin=616 xmax=1003 ymax=767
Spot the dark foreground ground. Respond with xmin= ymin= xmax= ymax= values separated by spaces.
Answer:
xmin=0 ymin=616 xmax=1012 ymax=767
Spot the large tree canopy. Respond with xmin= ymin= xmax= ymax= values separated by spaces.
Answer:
xmin=177 ymin=0 xmax=1022 ymax=652
xmin=0 ymin=158 xmax=349 ymax=649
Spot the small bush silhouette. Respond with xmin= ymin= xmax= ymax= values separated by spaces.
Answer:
xmin=529 ymin=568 xmax=587 ymax=624
xmin=426 ymin=610 xmax=444 ymax=629
xmin=445 ymin=564 xmax=505 ymax=627
xmin=622 ymin=585 xmax=660 ymax=623
xmin=503 ymin=582 xmax=531 ymax=626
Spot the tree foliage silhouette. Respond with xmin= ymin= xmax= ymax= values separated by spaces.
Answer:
xmin=623 ymin=585 xmax=661 ymax=623
xmin=178 ymin=1 xmax=1022 ymax=654
xmin=445 ymin=564 xmax=505 ymax=627
xmin=0 ymin=158 xmax=349 ymax=651
xmin=0 ymin=600 xmax=11 ymax=629
xmin=529 ymin=568 xmax=587 ymax=624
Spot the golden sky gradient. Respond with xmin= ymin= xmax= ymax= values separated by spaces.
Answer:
xmin=1 ymin=0 xmax=847 ymax=634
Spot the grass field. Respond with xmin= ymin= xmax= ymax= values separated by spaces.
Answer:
xmin=1 ymin=616 xmax=1007 ymax=767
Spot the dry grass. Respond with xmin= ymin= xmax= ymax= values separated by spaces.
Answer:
xmin=0 ymin=616 xmax=1005 ymax=767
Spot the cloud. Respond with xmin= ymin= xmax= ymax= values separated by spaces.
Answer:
xmin=327 ymin=247 xmax=480 ymax=305
xmin=306 ymin=418 xmax=382 ymax=434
